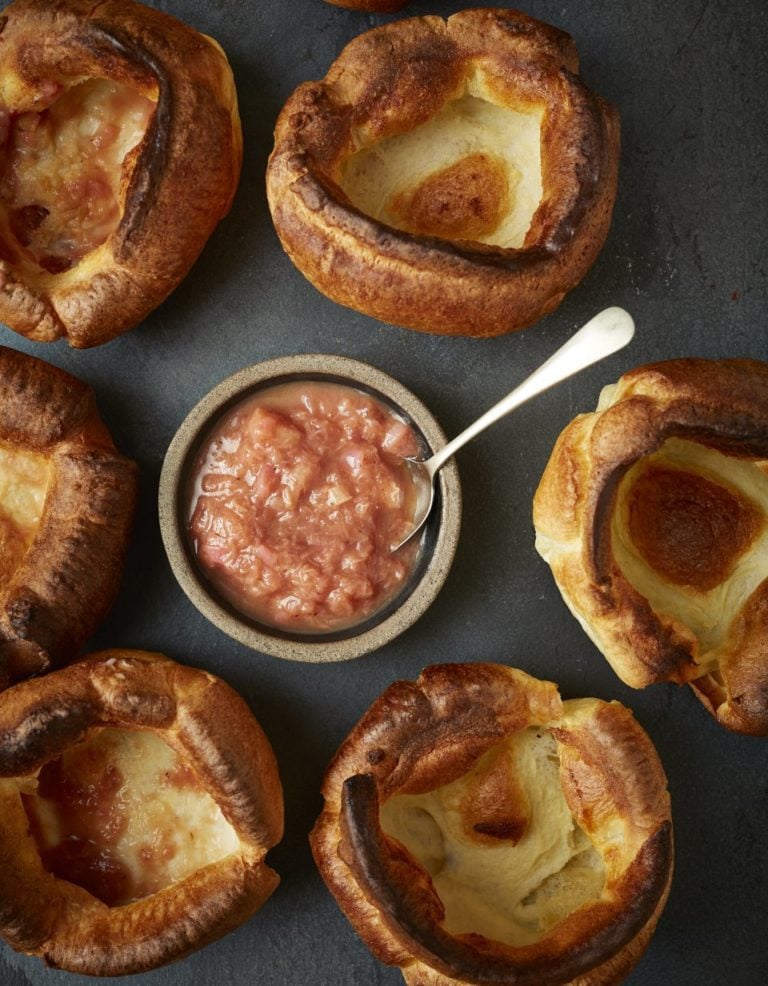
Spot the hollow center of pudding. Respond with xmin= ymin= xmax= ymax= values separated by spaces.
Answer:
xmin=339 ymin=94 xmax=543 ymax=248
xmin=612 ymin=438 xmax=768 ymax=652
xmin=625 ymin=462 xmax=763 ymax=592
xmin=22 ymin=728 xmax=239 ymax=907
xmin=187 ymin=380 xmax=423 ymax=634
xmin=0 ymin=443 xmax=52 ymax=587
xmin=380 ymin=728 xmax=605 ymax=947
xmin=0 ymin=79 xmax=155 ymax=274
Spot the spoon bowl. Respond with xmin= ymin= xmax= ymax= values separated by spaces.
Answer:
xmin=393 ymin=307 xmax=635 ymax=552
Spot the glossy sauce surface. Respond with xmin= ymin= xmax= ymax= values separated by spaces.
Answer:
xmin=23 ymin=728 xmax=239 ymax=907
xmin=188 ymin=381 xmax=422 ymax=633
xmin=0 ymin=79 xmax=154 ymax=272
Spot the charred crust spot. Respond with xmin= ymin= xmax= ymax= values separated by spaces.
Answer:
xmin=624 ymin=822 xmax=673 ymax=920
xmin=293 ymin=171 xmax=552 ymax=276
xmin=494 ymin=14 xmax=539 ymax=37
xmin=6 ymin=594 xmax=36 ymax=636
xmin=472 ymin=819 xmax=527 ymax=842
xmin=543 ymin=73 xmax=606 ymax=253
xmin=39 ymin=254 xmax=74 ymax=275
xmin=81 ymin=23 xmax=172 ymax=258
xmin=9 ymin=206 xmax=50 ymax=247
xmin=459 ymin=742 xmax=531 ymax=846
xmin=0 ymin=699 xmax=96 ymax=776
xmin=105 ymin=690 xmax=175 ymax=725
xmin=295 ymin=171 xmax=331 ymax=215
xmin=339 ymin=773 xmax=669 ymax=985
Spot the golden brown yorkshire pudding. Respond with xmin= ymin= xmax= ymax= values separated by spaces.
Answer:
xmin=324 ymin=1 xmax=409 ymax=12
xmin=0 ymin=649 xmax=283 ymax=975
xmin=267 ymin=8 xmax=619 ymax=338
xmin=534 ymin=359 xmax=768 ymax=736
xmin=0 ymin=0 xmax=241 ymax=348
xmin=311 ymin=663 xmax=672 ymax=986
xmin=0 ymin=346 xmax=136 ymax=688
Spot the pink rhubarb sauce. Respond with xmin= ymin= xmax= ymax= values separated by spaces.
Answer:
xmin=22 ymin=729 xmax=226 ymax=908
xmin=187 ymin=381 xmax=424 ymax=633
xmin=0 ymin=79 xmax=154 ymax=272
xmin=24 ymin=745 xmax=132 ymax=906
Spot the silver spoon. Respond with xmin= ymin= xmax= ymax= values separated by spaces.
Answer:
xmin=394 ymin=306 xmax=635 ymax=551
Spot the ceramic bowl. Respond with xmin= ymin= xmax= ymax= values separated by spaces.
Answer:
xmin=158 ymin=354 xmax=461 ymax=662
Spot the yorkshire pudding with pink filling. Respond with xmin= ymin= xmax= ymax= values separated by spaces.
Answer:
xmin=267 ymin=9 xmax=619 ymax=337
xmin=534 ymin=358 xmax=768 ymax=735
xmin=0 ymin=0 xmax=242 ymax=348
xmin=311 ymin=663 xmax=672 ymax=986
xmin=0 ymin=649 xmax=283 ymax=975
xmin=0 ymin=346 xmax=136 ymax=688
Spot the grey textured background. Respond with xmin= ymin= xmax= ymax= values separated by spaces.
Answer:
xmin=1 ymin=0 xmax=767 ymax=984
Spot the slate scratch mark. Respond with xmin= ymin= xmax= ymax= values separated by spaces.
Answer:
xmin=676 ymin=0 xmax=712 ymax=58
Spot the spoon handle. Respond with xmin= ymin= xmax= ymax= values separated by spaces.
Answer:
xmin=426 ymin=307 xmax=635 ymax=477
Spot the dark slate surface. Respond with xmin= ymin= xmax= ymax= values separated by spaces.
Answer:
xmin=1 ymin=1 xmax=767 ymax=984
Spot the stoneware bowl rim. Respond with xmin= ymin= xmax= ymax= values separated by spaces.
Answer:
xmin=158 ymin=353 xmax=462 ymax=662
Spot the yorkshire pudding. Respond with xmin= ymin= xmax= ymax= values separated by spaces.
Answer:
xmin=0 ymin=0 xmax=241 ymax=348
xmin=534 ymin=358 xmax=768 ymax=736
xmin=0 ymin=649 xmax=283 ymax=975
xmin=0 ymin=346 xmax=136 ymax=688
xmin=311 ymin=663 xmax=672 ymax=986
xmin=324 ymin=1 xmax=409 ymax=11
xmin=267 ymin=8 xmax=619 ymax=338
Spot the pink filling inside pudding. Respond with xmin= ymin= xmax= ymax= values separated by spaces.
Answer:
xmin=0 ymin=78 xmax=154 ymax=273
